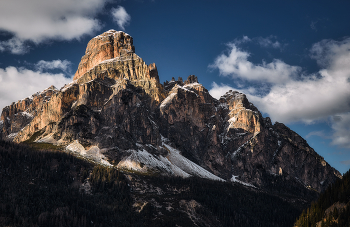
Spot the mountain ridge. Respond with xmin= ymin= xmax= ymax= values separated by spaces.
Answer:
xmin=0 ymin=30 xmax=341 ymax=193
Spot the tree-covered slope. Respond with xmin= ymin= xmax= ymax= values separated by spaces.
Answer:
xmin=294 ymin=170 xmax=350 ymax=227
xmin=0 ymin=139 xmax=317 ymax=227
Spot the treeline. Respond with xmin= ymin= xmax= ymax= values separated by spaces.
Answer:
xmin=134 ymin=174 xmax=310 ymax=227
xmin=294 ymin=169 xmax=350 ymax=227
xmin=0 ymin=139 xmax=142 ymax=227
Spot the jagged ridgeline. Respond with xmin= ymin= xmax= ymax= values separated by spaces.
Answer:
xmin=0 ymin=29 xmax=341 ymax=194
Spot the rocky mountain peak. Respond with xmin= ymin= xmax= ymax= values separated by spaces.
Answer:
xmin=0 ymin=30 xmax=341 ymax=194
xmin=74 ymin=30 xmax=135 ymax=81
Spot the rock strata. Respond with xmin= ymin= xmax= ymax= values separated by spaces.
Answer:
xmin=74 ymin=30 xmax=135 ymax=81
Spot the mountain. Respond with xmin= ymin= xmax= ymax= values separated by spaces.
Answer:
xmin=0 ymin=30 xmax=341 ymax=194
xmin=294 ymin=169 xmax=350 ymax=227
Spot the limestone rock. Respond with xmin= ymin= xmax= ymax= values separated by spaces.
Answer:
xmin=74 ymin=30 xmax=135 ymax=81
xmin=1 ymin=86 xmax=58 ymax=140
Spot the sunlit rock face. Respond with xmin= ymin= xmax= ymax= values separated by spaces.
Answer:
xmin=74 ymin=30 xmax=135 ymax=81
xmin=0 ymin=30 xmax=341 ymax=193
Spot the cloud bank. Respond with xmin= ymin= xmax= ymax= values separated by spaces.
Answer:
xmin=0 ymin=0 xmax=109 ymax=54
xmin=35 ymin=59 xmax=72 ymax=73
xmin=209 ymin=43 xmax=299 ymax=84
xmin=111 ymin=6 xmax=131 ymax=31
xmin=209 ymin=37 xmax=350 ymax=148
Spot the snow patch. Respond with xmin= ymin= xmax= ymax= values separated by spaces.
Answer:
xmin=178 ymin=86 xmax=199 ymax=97
xmin=36 ymin=134 xmax=57 ymax=144
xmin=158 ymin=155 xmax=191 ymax=178
xmin=183 ymin=82 xmax=201 ymax=88
xmin=163 ymin=144 xmax=224 ymax=181
xmin=230 ymin=175 xmax=255 ymax=188
xmin=61 ymin=81 xmax=77 ymax=92
xmin=117 ymin=149 xmax=172 ymax=174
xmin=160 ymin=93 xmax=177 ymax=111
xmin=21 ymin=111 xmax=33 ymax=118
xmin=66 ymin=141 xmax=112 ymax=166
xmin=66 ymin=140 xmax=87 ymax=155
xmin=7 ymin=133 xmax=18 ymax=140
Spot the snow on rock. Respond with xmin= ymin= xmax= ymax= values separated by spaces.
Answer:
xmin=7 ymin=133 xmax=18 ymax=140
xmin=178 ymin=85 xmax=199 ymax=97
xmin=86 ymin=146 xmax=112 ymax=166
xmin=163 ymin=144 xmax=225 ymax=182
xmin=231 ymin=175 xmax=256 ymax=188
xmin=66 ymin=141 xmax=112 ymax=166
xmin=117 ymin=149 xmax=173 ymax=174
xmin=183 ymin=82 xmax=201 ymax=88
xmin=160 ymin=93 xmax=177 ymax=111
xmin=61 ymin=81 xmax=77 ymax=92
xmin=158 ymin=155 xmax=191 ymax=178
xmin=66 ymin=140 xmax=87 ymax=155
xmin=21 ymin=111 xmax=34 ymax=118
xmin=36 ymin=133 xmax=57 ymax=144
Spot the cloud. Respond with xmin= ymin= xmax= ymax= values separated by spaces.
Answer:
xmin=256 ymin=36 xmax=282 ymax=49
xmin=0 ymin=0 xmax=108 ymax=54
xmin=340 ymin=159 xmax=350 ymax=165
xmin=0 ymin=66 xmax=71 ymax=111
xmin=209 ymin=43 xmax=301 ymax=84
xmin=209 ymin=82 xmax=237 ymax=100
xmin=111 ymin=6 xmax=131 ymax=31
xmin=0 ymin=37 xmax=30 ymax=54
xmin=305 ymin=130 xmax=331 ymax=139
xmin=310 ymin=21 xmax=318 ymax=31
xmin=35 ymin=59 xmax=72 ymax=73
xmin=234 ymin=35 xmax=284 ymax=49
xmin=209 ymin=37 xmax=350 ymax=148
xmin=331 ymin=113 xmax=350 ymax=148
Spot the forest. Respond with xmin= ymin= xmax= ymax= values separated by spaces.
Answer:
xmin=294 ymin=169 xmax=350 ymax=227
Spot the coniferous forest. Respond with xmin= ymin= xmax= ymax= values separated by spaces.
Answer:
xmin=294 ymin=169 xmax=350 ymax=227
xmin=0 ymin=139 xmax=320 ymax=227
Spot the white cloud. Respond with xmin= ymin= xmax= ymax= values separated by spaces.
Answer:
xmin=234 ymin=35 xmax=283 ymax=49
xmin=0 ymin=37 xmax=29 ymax=54
xmin=0 ymin=66 xmax=71 ymax=111
xmin=209 ymin=37 xmax=350 ymax=148
xmin=209 ymin=82 xmax=237 ymax=100
xmin=0 ymin=0 xmax=108 ymax=54
xmin=331 ymin=113 xmax=350 ymax=148
xmin=209 ymin=43 xmax=301 ymax=84
xmin=35 ymin=59 xmax=72 ymax=72
xmin=111 ymin=6 xmax=131 ymax=31
xmin=305 ymin=130 xmax=330 ymax=139
xmin=256 ymin=36 xmax=281 ymax=49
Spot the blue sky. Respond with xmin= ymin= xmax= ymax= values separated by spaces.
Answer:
xmin=1 ymin=0 xmax=350 ymax=174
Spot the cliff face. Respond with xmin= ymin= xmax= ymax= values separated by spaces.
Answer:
xmin=0 ymin=30 xmax=341 ymax=193
xmin=74 ymin=30 xmax=135 ymax=81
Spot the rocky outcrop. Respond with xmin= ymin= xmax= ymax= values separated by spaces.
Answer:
xmin=220 ymin=91 xmax=262 ymax=134
xmin=0 ymin=30 xmax=341 ymax=194
xmin=1 ymin=86 xmax=58 ymax=140
xmin=74 ymin=30 xmax=135 ymax=81
xmin=74 ymin=29 xmax=165 ymax=105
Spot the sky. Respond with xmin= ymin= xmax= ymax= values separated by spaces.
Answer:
xmin=0 ymin=0 xmax=350 ymax=174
